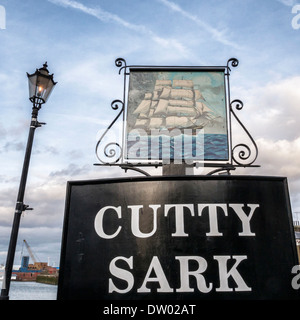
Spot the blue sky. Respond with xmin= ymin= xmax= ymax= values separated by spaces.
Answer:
xmin=1 ymin=0 xmax=300 ymax=267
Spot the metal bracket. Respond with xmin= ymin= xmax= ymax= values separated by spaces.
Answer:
xmin=230 ymin=99 xmax=258 ymax=166
xmin=95 ymin=58 xmax=259 ymax=176
xmin=15 ymin=202 xmax=33 ymax=214
xmin=22 ymin=204 xmax=33 ymax=211
xmin=31 ymin=119 xmax=46 ymax=128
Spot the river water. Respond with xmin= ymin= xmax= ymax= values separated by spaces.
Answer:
xmin=0 ymin=280 xmax=57 ymax=300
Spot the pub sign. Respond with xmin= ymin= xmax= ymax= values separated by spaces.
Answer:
xmin=126 ymin=68 xmax=229 ymax=162
xmin=57 ymin=176 xmax=299 ymax=300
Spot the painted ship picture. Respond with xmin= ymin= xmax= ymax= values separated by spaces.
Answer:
xmin=126 ymin=69 xmax=229 ymax=161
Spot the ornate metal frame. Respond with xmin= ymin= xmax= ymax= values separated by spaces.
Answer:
xmin=94 ymin=58 xmax=259 ymax=175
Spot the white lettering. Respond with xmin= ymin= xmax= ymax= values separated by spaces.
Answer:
xmin=108 ymin=256 xmax=134 ymax=293
xmin=291 ymin=265 xmax=300 ymax=290
xmin=94 ymin=203 xmax=260 ymax=239
xmin=214 ymin=255 xmax=251 ymax=292
xmin=0 ymin=5 xmax=5 ymax=30
xmin=127 ymin=128 xmax=204 ymax=163
xmin=108 ymin=255 xmax=251 ymax=294
xmin=147 ymin=304 xmax=196 ymax=315
xmin=292 ymin=4 xmax=300 ymax=30
xmin=229 ymin=204 xmax=259 ymax=236
xmin=175 ymin=256 xmax=212 ymax=293
xmin=94 ymin=206 xmax=122 ymax=239
xmin=150 ymin=128 xmax=182 ymax=163
xmin=127 ymin=128 xmax=149 ymax=159
xmin=137 ymin=256 xmax=174 ymax=293
xmin=198 ymin=204 xmax=228 ymax=236
xmin=103 ymin=304 xmax=137 ymax=317
xmin=129 ymin=205 xmax=160 ymax=238
xmin=164 ymin=204 xmax=195 ymax=237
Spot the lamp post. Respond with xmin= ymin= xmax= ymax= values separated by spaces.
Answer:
xmin=0 ymin=62 xmax=56 ymax=300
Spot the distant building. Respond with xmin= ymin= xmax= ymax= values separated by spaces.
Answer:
xmin=14 ymin=255 xmax=58 ymax=281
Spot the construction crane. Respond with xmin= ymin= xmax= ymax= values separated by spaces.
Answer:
xmin=22 ymin=239 xmax=40 ymax=264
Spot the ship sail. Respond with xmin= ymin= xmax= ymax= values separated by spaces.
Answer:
xmin=170 ymin=89 xmax=193 ymax=100
xmin=133 ymin=99 xmax=151 ymax=118
xmin=167 ymin=106 xmax=197 ymax=117
xmin=172 ymin=79 xmax=194 ymax=88
xmin=132 ymin=79 xmax=218 ymax=132
xmin=166 ymin=116 xmax=194 ymax=128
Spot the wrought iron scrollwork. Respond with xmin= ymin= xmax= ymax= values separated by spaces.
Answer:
xmin=230 ymin=99 xmax=258 ymax=166
xmin=115 ymin=57 xmax=127 ymax=74
xmin=95 ymin=99 xmax=124 ymax=164
xmin=227 ymin=58 xmax=239 ymax=73
xmin=95 ymin=58 xmax=128 ymax=165
xmin=95 ymin=57 xmax=259 ymax=175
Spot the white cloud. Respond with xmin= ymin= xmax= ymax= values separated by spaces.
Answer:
xmin=230 ymin=75 xmax=300 ymax=214
xmin=157 ymin=0 xmax=242 ymax=50
xmin=254 ymin=137 xmax=300 ymax=214
xmin=59 ymin=58 xmax=123 ymax=103
xmin=49 ymin=0 xmax=145 ymax=32
xmin=232 ymin=75 xmax=300 ymax=141
xmin=48 ymin=0 xmax=191 ymax=59
xmin=256 ymin=137 xmax=300 ymax=178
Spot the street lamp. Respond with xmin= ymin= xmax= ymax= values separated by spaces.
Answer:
xmin=0 ymin=62 xmax=57 ymax=300
xmin=27 ymin=62 xmax=56 ymax=108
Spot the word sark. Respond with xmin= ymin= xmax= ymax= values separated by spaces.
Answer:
xmin=94 ymin=203 xmax=259 ymax=294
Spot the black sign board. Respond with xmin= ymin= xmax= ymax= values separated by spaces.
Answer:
xmin=57 ymin=176 xmax=299 ymax=300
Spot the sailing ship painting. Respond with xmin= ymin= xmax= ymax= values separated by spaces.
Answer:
xmin=126 ymin=69 xmax=229 ymax=161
